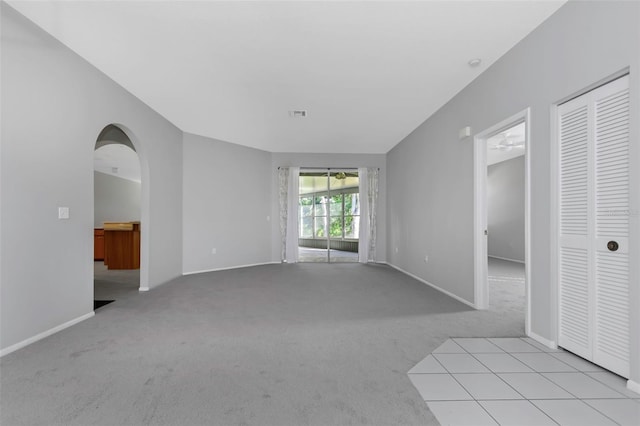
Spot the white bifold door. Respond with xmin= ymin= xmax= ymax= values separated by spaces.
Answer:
xmin=558 ymin=75 xmax=631 ymax=378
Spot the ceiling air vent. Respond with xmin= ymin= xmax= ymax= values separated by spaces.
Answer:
xmin=289 ymin=110 xmax=308 ymax=118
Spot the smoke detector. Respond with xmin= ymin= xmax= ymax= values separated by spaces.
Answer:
xmin=289 ymin=110 xmax=308 ymax=118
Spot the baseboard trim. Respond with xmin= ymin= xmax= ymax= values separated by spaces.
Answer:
xmin=386 ymin=263 xmax=476 ymax=309
xmin=0 ymin=312 xmax=95 ymax=357
xmin=183 ymin=261 xmax=281 ymax=276
xmin=627 ymin=379 xmax=640 ymax=395
xmin=527 ymin=331 xmax=557 ymax=349
xmin=488 ymin=255 xmax=525 ymax=264
xmin=139 ymin=287 xmax=150 ymax=292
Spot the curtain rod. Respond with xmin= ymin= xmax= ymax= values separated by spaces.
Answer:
xmin=277 ymin=166 xmax=380 ymax=170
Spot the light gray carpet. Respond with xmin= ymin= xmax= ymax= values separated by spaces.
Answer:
xmin=1 ymin=263 xmax=524 ymax=426
xmin=488 ymin=257 xmax=525 ymax=318
xmin=93 ymin=261 xmax=140 ymax=302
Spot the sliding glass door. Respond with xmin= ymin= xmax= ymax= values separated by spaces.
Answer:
xmin=298 ymin=171 xmax=329 ymax=262
xmin=298 ymin=170 xmax=359 ymax=263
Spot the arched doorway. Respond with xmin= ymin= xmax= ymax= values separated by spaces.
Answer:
xmin=93 ymin=124 xmax=143 ymax=310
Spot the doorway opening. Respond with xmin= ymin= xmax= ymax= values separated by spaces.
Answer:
xmin=93 ymin=124 xmax=142 ymax=310
xmin=474 ymin=109 xmax=531 ymax=335
xmin=298 ymin=170 xmax=360 ymax=263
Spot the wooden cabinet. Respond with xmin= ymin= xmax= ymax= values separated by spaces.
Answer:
xmin=103 ymin=222 xmax=140 ymax=270
xmin=94 ymin=228 xmax=105 ymax=261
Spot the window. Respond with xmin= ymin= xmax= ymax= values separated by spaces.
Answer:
xmin=299 ymin=189 xmax=359 ymax=240
xmin=299 ymin=196 xmax=314 ymax=238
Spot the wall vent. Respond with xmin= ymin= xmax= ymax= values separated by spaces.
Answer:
xmin=289 ymin=110 xmax=308 ymax=118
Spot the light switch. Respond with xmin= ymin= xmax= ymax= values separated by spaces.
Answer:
xmin=58 ymin=207 xmax=70 ymax=219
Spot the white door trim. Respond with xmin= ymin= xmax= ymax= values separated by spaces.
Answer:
xmin=473 ymin=108 xmax=531 ymax=336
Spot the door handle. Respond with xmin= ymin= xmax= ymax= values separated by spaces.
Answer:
xmin=607 ymin=241 xmax=619 ymax=252
xmin=484 ymin=229 xmax=488 ymax=236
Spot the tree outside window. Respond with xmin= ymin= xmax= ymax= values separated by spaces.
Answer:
xmin=299 ymin=190 xmax=359 ymax=240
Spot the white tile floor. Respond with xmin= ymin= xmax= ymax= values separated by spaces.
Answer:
xmin=408 ymin=338 xmax=640 ymax=426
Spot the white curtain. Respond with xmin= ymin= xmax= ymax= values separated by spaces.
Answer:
xmin=278 ymin=168 xmax=289 ymax=261
xmin=279 ymin=167 xmax=300 ymax=263
xmin=358 ymin=167 xmax=379 ymax=263
xmin=367 ymin=168 xmax=379 ymax=262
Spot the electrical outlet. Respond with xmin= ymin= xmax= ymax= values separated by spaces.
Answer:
xmin=395 ymin=247 xmax=399 ymax=253
xmin=211 ymin=248 xmax=217 ymax=255
xmin=424 ymin=255 xmax=429 ymax=263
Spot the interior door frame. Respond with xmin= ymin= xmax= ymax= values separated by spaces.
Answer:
xmin=473 ymin=108 xmax=531 ymax=336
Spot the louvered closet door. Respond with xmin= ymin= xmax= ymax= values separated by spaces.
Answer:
xmin=558 ymin=75 xmax=631 ymax=378
xmin=592 ymin=76 xmax=630 ymax=377
xmin=558 ymin=93 xmax=591 ymax=361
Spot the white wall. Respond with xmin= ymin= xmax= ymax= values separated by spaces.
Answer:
xmin=182 ymin=133 xmax=272 ymax=273
xmin=386 ymin=1 xmax=639 ymax=383
xmin=1 ymin=4 xmax=183 ymax=352
xmin=271 ymin=153 xmax=387 ymax=263
xmin=94 ymin=171 xmax=141 ymax=228
xmin=487 ymin=157 xmax=524 ymax=262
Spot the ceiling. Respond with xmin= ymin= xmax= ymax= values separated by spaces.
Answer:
xmin=8 ymin=1 xmax=565 ymax=154
xmin=300 ymin=172 xmax=359 ymax=195
xmin=487 ymin=122 xmax=525 ymax=166
xmin=94 ymin=144 xmax=141 ymax=183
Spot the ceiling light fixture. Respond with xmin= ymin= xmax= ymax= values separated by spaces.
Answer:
xmin=490 ymin=133 xmax=525 ymax=151
xmin=468 ymin=58 xmax=482 ymax=68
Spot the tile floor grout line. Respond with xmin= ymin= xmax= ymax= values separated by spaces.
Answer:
xmin=432 ymin=364 xmax=503 ymax=425
xmin=468 ymin=351 xmax=530 ymax=401
xmin=527 ymin=400 xmax=571 ymax=426
xmin=510 ymin=352 xmax=579 ymax=374
xmin=509 ymin=371 xmax=583 ymax=400
xmin=474 ymin=398 xmax=502 ymax=425
xmin=579 ymin=398 xmax=638 ymax=426
xmin=485 ymin=337 xmax=534 ymax=353
xmin=502 ymin=368 xmax=629 ymax=424
xmin=445 ymin=339 xmax=528 ymax=425
xmin=572 ymin=398 xmax=624 ymax=426
xmin=468 ymin=346 xmax=535 ymax=368
xmin=453 ymin=337 xmax=504 ymax=354
xmin=541 ymin=370 xmax=629 ymax=400
xmin=430 ymin=352 xmax=450 ymax=375
xmin=480 ymin=400 xmax=561 ymax=426
xmin=584 ymin=371 xmax=639 ymax=400
xmin=544 ymin=351 xmax=587 ymax=371
xmin=580 ymin=397 xmax=640 ymax=400
xmin=519 ymin=337 xmax=561 ymax=353
xmin=412 ymin=338 xmax=640 ymax=426
xmin=438 ymin=339 xmax=553 ymax=426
